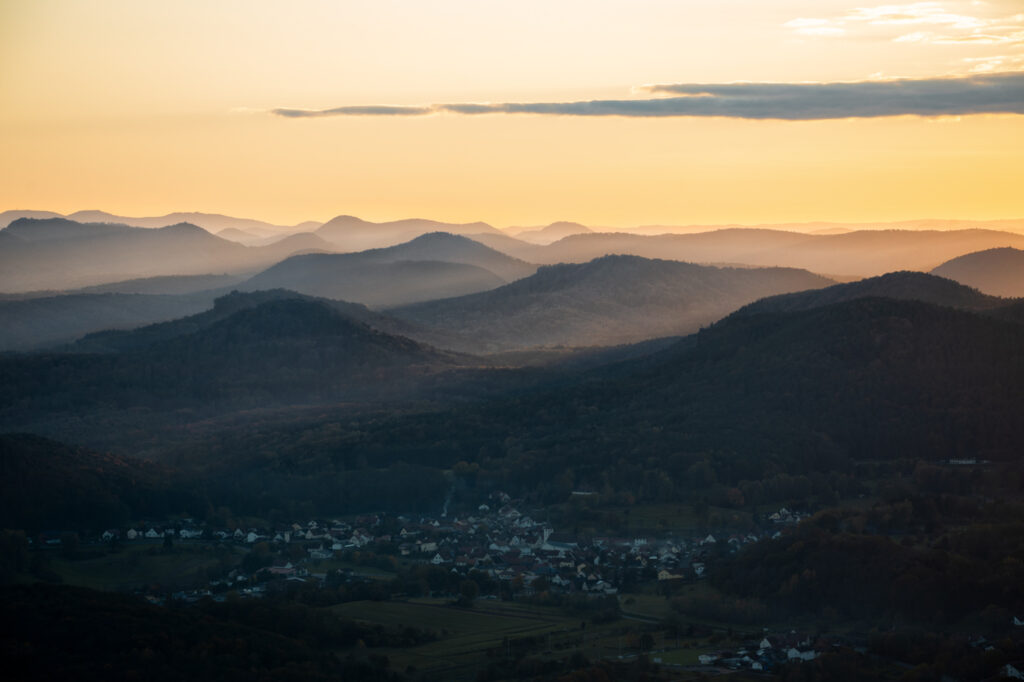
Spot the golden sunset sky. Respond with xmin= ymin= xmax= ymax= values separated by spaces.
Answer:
xmin=2 ymin=0 xmax=1023 ymax=227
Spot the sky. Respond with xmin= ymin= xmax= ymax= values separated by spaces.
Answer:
xmin=1 ymin=0 xmax=1023 ymax=227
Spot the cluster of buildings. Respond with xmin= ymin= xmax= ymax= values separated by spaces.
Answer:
xmin=686 ymin=634 xmax=821 ymax=673
xmin=90 ymin=495 xmax=800 ymax=603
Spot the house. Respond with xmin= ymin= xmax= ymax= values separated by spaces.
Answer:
xmin=657 ymin=569 xmax=684 ymax=581
xmin=145 ymin=528 xmax=160 ymax=539
xmin=101 ymin=530 xmax=118 ymax=542
xmin=1003 ymin=664 xmax=1024 ymax=680
xmin=698 ymin=654 xmax=719 ymax=665
xmin=125 ymin=529 xmax=138 ymax=540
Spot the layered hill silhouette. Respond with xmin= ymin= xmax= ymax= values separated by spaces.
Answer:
xmin=488 ymin=228 xmax=1024 ymax=277
xmin=0 ymin=209 xmax=63 ymax=228
xmin=73 ymin=274 xmax=243 ymax=296
xmin=389 ymin=255 xmax=833 ymax=351
xmin=70 ymin=289 xmax=427 ymax=353
xmin=64 ymin=210 xmax=320 ymax=236
xmin=0 ymin=218 xmax=331 ymax=291
xmin=0 ymin=298 xmax=466 ymax=423
xmin=512 ymin=221 xmax=593 ymax=244
xmin=0 ymin=291 xmax=224 ymax=351
xmin=317 ymin=214 xmax=504 ymax=251
xmin=241 ymin=232 xmax=534 ymax=307
xmin=931 ymin=247 xmax=1024 ymax=298
xmin=730 ymin=270 xmax=1007 ymax=319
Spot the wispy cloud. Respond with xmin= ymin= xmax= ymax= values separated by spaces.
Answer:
xmin=271 ymin=72 xmax=1024 ymax=121
xmin=272 ymin=105 xmax=433 ymax=118
xmin=784 ymin=1 xmax=1024 ymax=56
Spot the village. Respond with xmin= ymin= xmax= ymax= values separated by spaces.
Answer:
xmin=26 ymin=493 xmax=844 ymax=674
xmin=80 ymin=494 xmax=808 ymax=599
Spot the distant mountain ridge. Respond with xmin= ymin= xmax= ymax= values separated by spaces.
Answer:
xmin=931 ymin=247 xmax=1024 ymax=297
xmin=65 ymin=210 xmax=320 ymax=236
xmin=241 ymin=232 xmax=532 ymax=307
xmin=512 ymin=221 xmax=593 ymax=244
xmin=316 ymin=214 xmax=503 ymax=251
xmin=489 ymin=228 xmax=1024 ymax=277
xmin=0 ymin=218 xmax=332 ymax=292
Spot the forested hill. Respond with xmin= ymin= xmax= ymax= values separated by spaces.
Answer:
xmin=730 ymin=270 xmax=1007 ymax=318
xmin=72 ymin=289 xmax=423 ymax=353
xmin=389 ymin=255 xmax=832 ymax=352
xmin=0 ymin=434 xmax=198 ymax=530
xmin=170 ymin=296 xmax=1024 ymax=513
xmin=932 ymin=246 xmax=1024 ymax=298
xmin=0 ymin=298 xmax=467 ymax=416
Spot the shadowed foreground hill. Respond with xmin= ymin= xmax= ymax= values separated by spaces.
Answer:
xmin=267 ymin=297 xmax=1024 ymax=501
xmin=241 ymin=233 xmax=531 ymax=307
xmin=0 ymin=584 xmax=411 ymax=682
xmin=135 ymin=294 xmax=1024 ymax=520
xmin=932 ymin=247 xmax=1024 ymax=298
xmin=389 ymin=255 xmax=833 ymax=351
xmin=0 ymin=434 xmax=197 ymax=531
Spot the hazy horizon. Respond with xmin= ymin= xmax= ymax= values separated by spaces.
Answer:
xmin=3 ymin=1 xmax=1023 ymax=226
xmin=5 ymin=207 xmax=1024 ymax=235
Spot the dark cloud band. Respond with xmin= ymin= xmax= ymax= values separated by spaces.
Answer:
xmin=272 ymin=72 xmax=1024 ymax=121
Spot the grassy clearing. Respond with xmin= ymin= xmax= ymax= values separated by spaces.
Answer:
xmin=654 ymin=647 xmax=718 ymax=666
xmin=306 ymin=558 xmax=397 ymax=579
xmin=333 ymin=598 xmax=591 ymax=679
xmin=620 ymin=593 xmax=675 ymax=620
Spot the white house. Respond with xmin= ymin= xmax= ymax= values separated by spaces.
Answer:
xmin=1003 ymin=664 xmax=1024 ymax=680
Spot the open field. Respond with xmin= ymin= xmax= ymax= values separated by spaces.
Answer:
xmin=333 ymin=598 xmax=616 ymax=680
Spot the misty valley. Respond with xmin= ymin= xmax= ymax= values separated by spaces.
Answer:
xmin=5 ymin=213 xmax=1024 ymax=681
